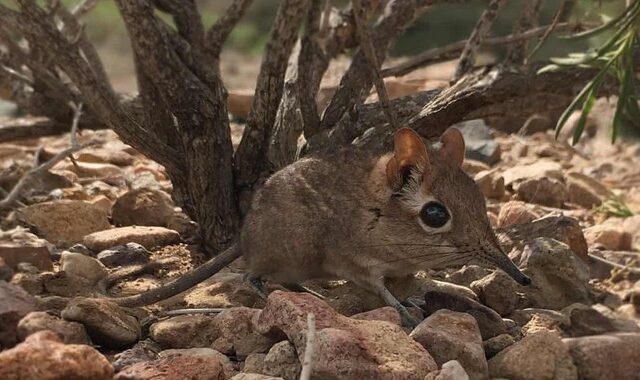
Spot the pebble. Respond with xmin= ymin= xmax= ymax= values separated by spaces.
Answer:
xmin=83 ymin=226 xmax=180 ymax=251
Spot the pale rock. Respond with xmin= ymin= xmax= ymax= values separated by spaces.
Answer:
xmin=470 ymin=270 xmax=519 ymax=316
xmin=488 ymin=331 xmax=577 ymax=380
xmin=566 ymin=172 xmax=612 ymax=208
xmin=446 ymin=265 xmax=491 ymax=287
xmin=255 ymin=291 xmax=436 ymax=379
xmin=60 ymin=250 xmax=107 ymax=285
xmin=462 ymin=160 xmax=490 ymax=176
xmin=61 ymin=298 xmax=140 ymax=348
xmin=584 ymin=222 xmax=629 ymax=251
xmin=513 ymin=177 xmax=567 ymax=208
xmin=83 ymin=226 xmax=180 ymax=251
xmin=212 ymin=307 xmax=277 ymax=357
xmin=60 ymin=161 xmax=124 ymax=180
xmin=17 ymin=311 xmax=90 ymax=344
xmin=243 ymin=353 xmax=267 ymax=374
xmin=501 ymin=160 xmax=563 ymax=187
xmin=112 ymin=188 xmax=175 ymax=227
xmin=112 ymin=339 xmax=161 ymax=371
xmin=564 ymin=333 xmax=640 ymax=380
xmin=410 ymin=310 xmax=488 ymax=380
xmin=623 ymin=215 xmax=640 ymax=251
xmin=89 ymin=195 xmax=113 ymax=214
xmin=150 ymin=314 xmax=218 ymax=349
xmin=18 ymin=200 xmax=111 ymax=246
xmin=424 ymin=360 xmax=470 ymax=380
xmin=497 ymin=201 xmax=540 ymax=227
xmin=422 ymin=291 xmax=508 ymax=340
xmin=76 ymin=148 xmax=135 ymax=166
xmin=516 ymin=238 xmax=590 ymax=309
xmin=0 ymin=330 xmax=113 ymax=380
xmin=262 ymin=341 xmax=301 ymax=380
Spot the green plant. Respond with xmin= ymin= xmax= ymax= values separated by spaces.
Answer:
xmin=540 ymin=0 xmax=640 ymax=145
xmin=593 ymin=194 xmax=634 ymax=218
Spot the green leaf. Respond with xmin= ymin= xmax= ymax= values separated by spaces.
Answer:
xmin=572 ymin=86 xmax=598 ymax=145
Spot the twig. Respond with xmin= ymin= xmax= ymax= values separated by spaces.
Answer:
xmin=158 ymin=308 xmax=227 ymax=316
xmin=453 ymin=0 xmax=508 ymax=81
xmin=0 ymin=103 xmax=90 ymax=209
xmin=527 ymin=0 xmax=574 ymax=61
xmin=351 ymin=0 xmax=398 ymax=130
xmin=299 ymin=313 xmax=316 ymax=380
xmin=68 ymin=102 xmax=83 ymax=169
xmin=205 ymin=0 xmax=254 ymax=60
xmin=504 ymin=0 xmax=544 ymax=66
xmin=71 ymin=0 xmax=100 ymax=17
xmin=589 ymin=253 xmax=640 ymax=275
xmin=382 ymin=22 xmax=588 ymax=78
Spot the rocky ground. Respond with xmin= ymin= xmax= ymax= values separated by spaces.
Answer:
xmin=1 ymin=65 xmax=640 ymax=379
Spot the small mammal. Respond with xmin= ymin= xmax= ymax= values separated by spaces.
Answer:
xmin=113 ymin=127 xmax=530 ymax=326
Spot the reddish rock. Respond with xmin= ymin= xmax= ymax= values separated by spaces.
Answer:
xmin=0 ymin=244 xmax=52 ymax=271
xmin=83 ymin=226 xmax=180 ymax=251
xmin=0 ymin=281 xmax=37 ymax=348
xmin=17 ymin=200 xmax=111 ymax=246
xmin=497 ymin=201 xmax=540 ymax=227
xmin=17 ymin=311 xmax=91 ymax=345
xmin=564 ymin=333 xmax=640 ymax=380
xmin=255 ymin=291 xmax=436 ymax=380
xmin=351 ymin=306 xmax=402 ymax=326
xmin=0 ymin=330 xmax=113 ymax=380
xmin=115 ymin=355 xmax=224 ymax=380
xmin=111 ymin=188 xmax=174 ymax=227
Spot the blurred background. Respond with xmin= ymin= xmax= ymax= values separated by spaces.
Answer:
xmin=22 ymin=0 xmax=625 ymax=92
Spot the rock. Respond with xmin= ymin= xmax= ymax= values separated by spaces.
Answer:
xmin=483 ymin=333 xmax=515 ymax=359
xmin=501 ymin=160 xmax=563 ymax=187
xmin=17 ymin=311 xmax=90 ymax=344
xmin=488 ymin=331 xmax=577 ymax=380
xmin=60 ymin=251 xmax=107 ymax=285
xmin=462 ymin=159 xmax=490 ymax=176
xmin=351 ymin=306 xmax=402 ymax=325
xmin=18 ymin=200 xmax=111 ymax=246
xmin=446 ymin=265 xmax=491 ymax=287
xmin=97 ymin=243 xmax=150 ymax=267
xmin=61 ymin=298 xmax=140 ymax=348
xmin=150 ymin=315 xmax=219 ymax=349
xmin=112 ymin=339 xmax=161 ymax=371
xmin=159 ymin=348 xmax=235 ymax=377
xmin=256 ymin=291 xmax=436 ymax=379
xmin=243 ymin=352 xmax=267 ymax=373
xmin=232 ymin=375 xmax=284 ymax=380
xmin=422 ymin=291 xmax=508 ymax=340
xmin=0 ymin=244 xmax=52 ymax=271
xmin=584 ymin=223 xmax=628 ymax=251
xmin=497 ymin=216 xmax=589 ymax=263
xmin=262 ymin=341 xmax=301 ymax=380
xmin=566 ymin=307 xmax=616 ymax=337
xmin=564 ymin=333 xmax=640 ymax=380
xmin=470 ymin=270 xmax=519 ymax=316
xmin=455 ymin=119 xmax=501 ymax=165
xmin=0 ymin=281 xmax=37 ymax=348
xmin=11 ymin=272 xmax=44 ymax=295
xmin=566 ymin=172 xmax=613 ymax=208
xmin=0 ymin=257 xmax=13 ymax=281
xmin=212 ymin=307 xmax=277 ymax=357
xmin=42 ymin=271 xmax=92 ymax=297
xmin=112 ymin=188 xmax=174 ymax=227
xmin=61 ymin=161 xmax=124 ymax=180
xmin=424 ymin=360 xmax=470 ymax=380
xmin=228 ymin=89 xmax=254 ymax=119
xmin=0 ymin=330 xmax=113 ymax=380
xmin=497 ymin=201 xmax=540 ymax=227
xmin=411 ymin=310 xmax=488 ymax=380
xmin=115 ymin=355 xmax=225 ymax=380
xmin=474 ymin=170 xmax=505 ymax=199
xmin=516 ymin=238 xmax=590 ymax=309
xmin=76 ymin=149 xmax=135 ymax=166
xmin=513 ymin=177 xmax=567 ymax=208
xmin=89 ymin=195 xmax=113 ymax=214
xmin=623 ymin=215 xmax=640 ymax=251
xmin=521 ymin=313 xmax=563 ymax=336
xmin=83 ymin=226 xmax=180 ymax=251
